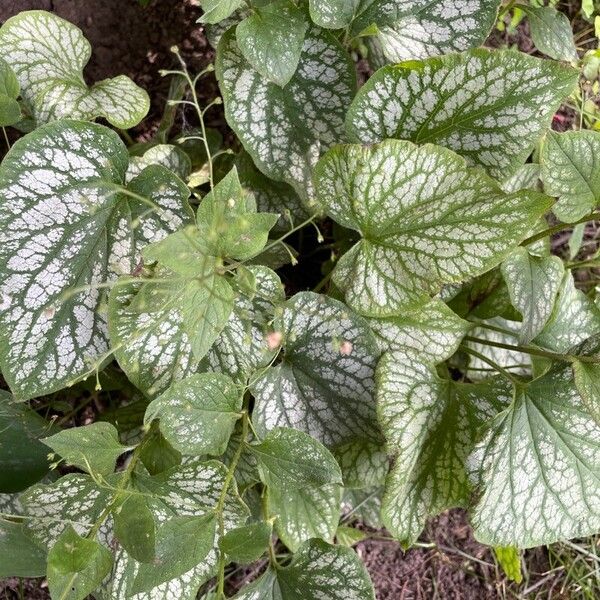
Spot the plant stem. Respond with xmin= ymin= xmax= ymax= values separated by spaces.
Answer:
xmin=460 ymin=345 xmax=522 ymax=385
xmin=521 ymin=212 xmax=600 ymax=246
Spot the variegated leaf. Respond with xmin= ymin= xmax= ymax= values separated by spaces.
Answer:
xmin=332 ymin=438 xmax=388 ymax=490
xmin=378 ymin=351 xmax=510 ymax=544
xmin=368 ymin=298 xmax=471 ymax=362
xmin=541 ymin=131 xmax=600 ymax=223
xmin=216 ymin=25 xmax=355 ymax=200
xmin=470 ymin=362 xmax=600 ymax=547
xmin=315 ymin=140 xmax=553 ymax=316
xmin=346 ymin=49 xmax=577 ymax=179
xmin=0 ymin=11 xmax=149 ymax=128
xmin=126 ymin=145 xmax=192 ymax=183
xmin=501 ymin=248 xmax=564 ymax=344
xmin=0 ymin=121 xmax=191 ymax=400
xmin=232 ymin=539 xmax=375 ymax=599
xmin=250 ymin=292 xmax=380 ymax=447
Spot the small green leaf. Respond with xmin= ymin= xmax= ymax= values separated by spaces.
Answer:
xmin=199 ymin=0 xmax=244 ymax=24
xmin=232 ymin=539 xmax=375 ymax=599
xmin=347 ymin=49 xmax=577 ymax=179
xmin=216 ymin=25 xmax=355 ymax=200
xmin=309 ymin=0 xmax=362 ymax=29
xmin=250 ymin=292 xmax=380 ymax=446
xmin=0 ymin=11 xmax=149 ymax=128
xmin=236 ymin=1 xmax=309 ymax=87
xmin=336 ymin=525 xmax=367 ymax=547
xmin=316 ymin=140 xmax=553 ymax=316
xmin=471 ymin=362 xmax=600 ymax=547
xmin=0 ymin=391 xmax=56 ymax=492
xmin=139 ymin=428 xmax=182 ymax=475
xmin=541 ymin=130 xmax=600 ymax=223
xmin=501 ymin=248 xmax=564 ymax=343
xmin=250 ymin=427 xmax=343 ymax=488
xmin=378 ymin=351 xmax=511 ymax=544
xmin=0 ymin=57 xmax=20 ymax=126
xmin=47 ymin=526 xmax=113 ymax=600
xmin=494 ymin=546 xmax=522 ymax=583
xmin=43 ymin=422 xmax=130 ymax=476
xmin=267 ymin=483 xmax=341 ymax=551
xmin=219 ymin=521 xmax=272 ymax=564
xmin=0 ymin=519 xmax=47 ymax=577
xmin=113 ymin=495 xmax=156 ymax=563
xmin=145 ymin=373 xmax=242 ymax=456
xmin=132 ymin=514 xmax=217 ymax=594
xmin=518 ymin=4 xmax=577 ymax=62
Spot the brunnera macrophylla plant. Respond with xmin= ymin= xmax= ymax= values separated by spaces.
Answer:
xmin=0 ymin=3 xmax=599 ymax=599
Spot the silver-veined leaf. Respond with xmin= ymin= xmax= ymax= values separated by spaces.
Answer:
xmin=346 ymin=49 xmax=578 ymax=179
xmin=250 ymin=292 xmax=381 ymax=446
xmin=232 ymin=539 xmax=375 ymax=599
xmin=541 ymin=131 xmax=600 ymax=223
xmin=267 ymin=483 xmax=341 ymax=552
xmin=145 ymin=373 xmax=242 ymax=456
xmin=0 ymin=121 xmax=191 ymax=400
xmin=470 ymin=362 xmax=600 ymax=547
xmin=368 ymin=298 xmax=471 ymax=362
xmin=0 ymin=11 xmax=149 ymax=128
xmin=501 ymin=247 xmax=564 ymax=344
xmin=378 ymin=351 xmax=510 ymax=544
xmin=216 ymin=25 xmax=355 ymax=200
xmin=332 ymin=438 xmax=388 ymax=490
xmin=126 ymin=144 xmax=192 ymax=183
xmin=315 ymin=140 xmax=553 ymax=316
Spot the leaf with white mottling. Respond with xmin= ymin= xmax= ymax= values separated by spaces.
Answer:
xmin=316 ymin=140 xmax=552 ymax=316
xmin=43 ymin=422 xmax=130 ymax=476
xmin=342 ymin=488 xmax=383 ymax=529
xmin=378 ymin=351 xmax=510 ymax=544
xmin=145 ymin=373 xmax=242 ymax=456
xmin=501 ymin=164 xmax=540 ymax=194
xmin=346 ymin=49 xmax=577 ymax=179
xmin=20 ymin=474 xmax=109 ymax=548
xmin=570 ymin=335 xmax=600 ymax=426
xmin=541 ymin=131 xmax=600 ymax=223
xmin=535 ymin=272 xmax=600 ymax=353
xmin=216 ymin=25 xmax=355 ymax=200
xmin=236 ymin=1 xmax=309 ymax=87
xmin=518 ymin=4 xmax=577 ymax=62
xmin=232 ymin=539 xmax=375 ymax=599
xmin=0 ymin=11 xmax=149 ymax=128
xmin=267 ymin=483 xmax=341 ymax=552
xmin=332 ymin=438 xmax=388 ymax=490
xmin=470 ymin=362 xmax=600 ymax=547
xmin=126 ymin=145 xmax=192 ymax=183
xmin=368 ymin=298 xmax=471 ymax=362
xmin=309 ymin=0 xmax=363 ymax=29
xmin=501 ymin=248 xmax=564 ymax=344
xmin=251 ymin=427 xmax=343 ymax=488
xmin=250 ymin=292 xmax=381 ymax=446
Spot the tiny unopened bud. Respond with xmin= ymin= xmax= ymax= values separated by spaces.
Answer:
xmin=170 ymin=45 xmax=180 ymax=54
xmin=213 ymin=97 xmax=223 ymax=105
xmin=339 ymin=340 xmax=353 ymax=356
xmin=266 ymin=331 xmax=283 ymax=350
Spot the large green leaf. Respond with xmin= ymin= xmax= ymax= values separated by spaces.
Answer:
xmin=0 ymin=391 xmax=55 ymax=492
xmin=0 ymin=121 xmax=191 ymax=400
xmin=368 ymin=298 xmax=471 ymax=362
xmin=216 ymin=25 xmax=355 ymax=200
xmin=47 ymin=525 xmax=113 ymax=600
xmin=346 ymin=49 xmax=577 ymax=179
xmin=267 ymin=483 xmax=341 ymax=552
xmin=250 ymin=292 xmax=381 ymax=446
xmin=315 ymin=140 xmax=553 ymax=316
xmin=233 ymin=539 xmax=375 ymax=599
xmin=113 ymin=494 xmax=156 ymax=564
xmin=43 ymin=422 xmax=130 ymax=476
xmin=250 ymin=427 xmax=343 ymax=488
xmin=126 ymin=144 xmax=192 ymax=183
xmin=145 ymin=373 xmax=242 ymax=455
xmin=0 ymin=518 xmax=47 ymax=577
xmin=378 ymin=351 xmax=510 ymax=544
xmin=236 ymin=1 xmax=309 ymax=87
xmin=471 ymin=362 xmax=600 ymax=547
xmin=0 ymin=11 xmax=149 ymax=128
xmin=541 ymin=131 xmax=600 ymax=223
xmin=332 ymin=438 xmax=388 ymax=489
xmin=501 ymin=247 xmax=564 ymax=343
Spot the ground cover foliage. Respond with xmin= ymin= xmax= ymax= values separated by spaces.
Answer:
xmin=1 ymin=1 xmax=600 ymax=598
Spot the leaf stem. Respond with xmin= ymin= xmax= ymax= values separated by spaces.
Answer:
xmin=460 ymin=345 xmax=523 ymax=385
xmin=521 ymin=212 xmax=600 ymax=246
